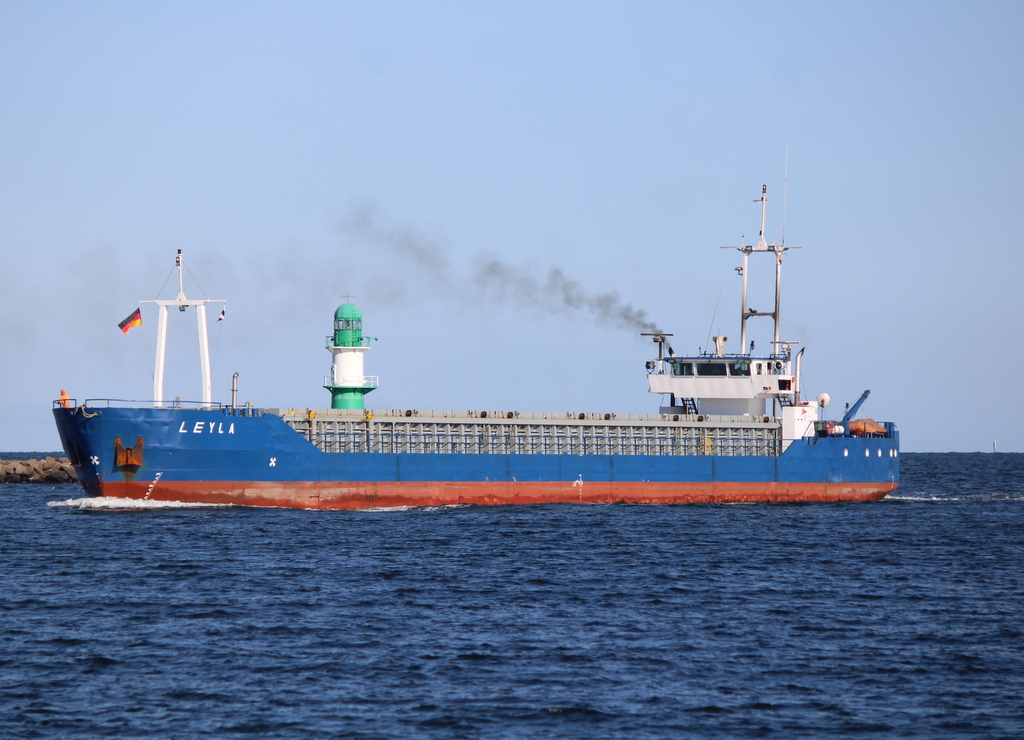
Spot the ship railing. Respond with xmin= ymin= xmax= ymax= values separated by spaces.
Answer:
xmin=812 ymin=420 xmax=897 ymax=440
xmin=59 ymin=399 xmax=269 ymax=416
xmin=71 ymin=398 xmax=224 ymax=410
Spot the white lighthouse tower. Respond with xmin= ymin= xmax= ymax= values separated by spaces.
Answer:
xmin=323 ymin=301 xmax=378 ymax=409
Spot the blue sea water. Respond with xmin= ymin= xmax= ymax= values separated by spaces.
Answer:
xmin=2 ymin=452 xmax=1023 ymax=739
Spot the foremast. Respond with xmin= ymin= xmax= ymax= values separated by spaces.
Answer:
xmin=141 ymin=250 xmax=225 ymax=408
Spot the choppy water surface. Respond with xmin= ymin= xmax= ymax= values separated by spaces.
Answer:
xmin=3 ymin=452 xmax=1023 ymax=738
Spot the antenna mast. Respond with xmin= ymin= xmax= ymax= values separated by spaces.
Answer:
xmin=782 ymin=144 xmax=789 ymax=246
xmin=721 ymin=185 xmax=800 ymax=355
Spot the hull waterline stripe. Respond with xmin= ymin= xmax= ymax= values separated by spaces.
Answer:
xmin=89 ymin=480 xmax=897 ymax=510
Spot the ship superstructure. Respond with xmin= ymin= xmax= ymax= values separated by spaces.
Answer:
xmin=646 ymin=184 xmax=817 ymax=447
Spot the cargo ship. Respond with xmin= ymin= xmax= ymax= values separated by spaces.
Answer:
xmin=53 ymin=188 xmax=899 ymax=508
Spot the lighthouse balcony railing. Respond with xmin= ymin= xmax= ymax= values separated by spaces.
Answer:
xmin=58 ymin=399 xmax=275 ymax=416
xmin=325 ymin=336 xmax=374 ymax=348
xmin=323 ymin=375 xmax=379 ymax=388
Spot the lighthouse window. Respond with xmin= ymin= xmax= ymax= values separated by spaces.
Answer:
xmin=696 ymin=363 xmax=727 ymax=376
xmin=728 ymin=362 xmax=751 ymax=376
xmin=335 ymin=319 xmax=362 ymax=331
xmin=671 ymin=362 xmax=694 ymax=376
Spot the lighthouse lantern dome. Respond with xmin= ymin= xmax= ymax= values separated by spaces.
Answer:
xmin=333 ymin=303 xmax=363 ymax=347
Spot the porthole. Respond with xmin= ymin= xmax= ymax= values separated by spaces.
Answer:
xmin=843 ymin=449 xmax=849 ymax=457
xmin=877 ymin=449 xmax=882 ymax=457
xmin=865 ymin=449 xmax=870 ymax=457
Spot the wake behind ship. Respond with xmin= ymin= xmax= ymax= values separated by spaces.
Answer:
xmin=53 ymin=188 xmax=899 ymax=509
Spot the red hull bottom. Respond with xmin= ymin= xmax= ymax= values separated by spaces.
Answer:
xmin=87 ymin=480 xmax=898 ymax=509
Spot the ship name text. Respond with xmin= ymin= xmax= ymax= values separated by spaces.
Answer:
xmin=178 ymin=422 xmax=236 ymax=434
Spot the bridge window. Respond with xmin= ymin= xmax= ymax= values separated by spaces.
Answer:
xmin=729 ymin=362 xmax=751 ymax=376
xmin=696 ymin=363 xmax=727 ymax=376
xmin=672 ymin=362 xmax=694 ymax=376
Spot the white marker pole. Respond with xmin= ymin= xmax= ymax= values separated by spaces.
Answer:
xmin=196 ymin=303 xmax=212 ymax=406
xmin=154 ymin=303 xmax=169 ymax=407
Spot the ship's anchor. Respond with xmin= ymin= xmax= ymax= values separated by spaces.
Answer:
xmin=114 ymin=436 xmax=145 ymax=469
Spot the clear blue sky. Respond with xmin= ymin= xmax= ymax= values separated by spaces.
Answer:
xmin=2 ymin=1 xmax=1022 ymax=453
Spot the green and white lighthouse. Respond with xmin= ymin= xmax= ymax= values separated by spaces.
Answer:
xmin=324 ymin=302 xmax=378 ymax=409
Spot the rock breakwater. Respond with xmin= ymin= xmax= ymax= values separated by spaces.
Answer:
xmin=1 ymin=457 xmax=78 ymax=484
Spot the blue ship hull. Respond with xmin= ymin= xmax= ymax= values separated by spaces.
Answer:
xmin=53 ymin=405 xmax=900 ymax=509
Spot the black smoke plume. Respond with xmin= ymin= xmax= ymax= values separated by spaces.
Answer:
xmin=339 ymin=202 xmax=661 ymax=334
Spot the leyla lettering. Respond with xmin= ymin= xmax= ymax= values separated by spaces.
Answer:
xmin=178 ymin=421 xmax=236 ymax=434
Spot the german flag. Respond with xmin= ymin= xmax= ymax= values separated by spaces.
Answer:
xmin=118 ymin=308 xmax=143 ymax=334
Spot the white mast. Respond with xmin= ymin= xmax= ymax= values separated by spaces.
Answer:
xmin=141 ymin=250 xmax=225 ymax=407
xmin=722 ymin=185 xmax=798 ymax=355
